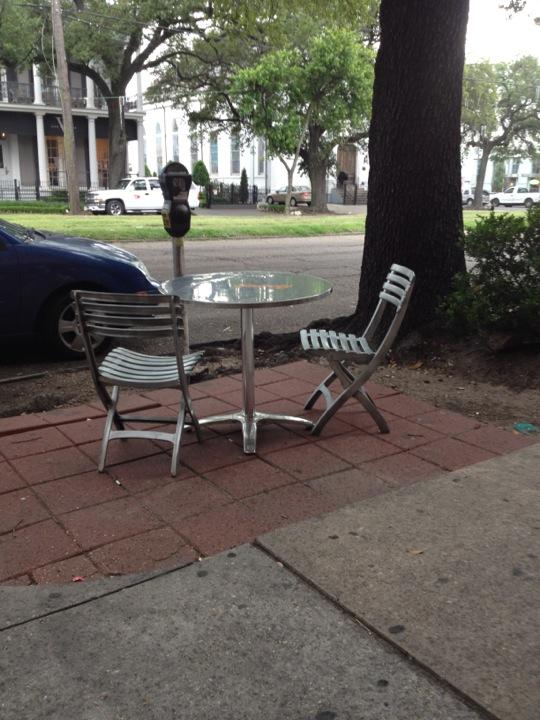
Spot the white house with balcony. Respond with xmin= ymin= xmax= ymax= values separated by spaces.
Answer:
xmin=0 ymin=64 xmax=145 ymax=193
xmin=130 ymin=91 xmax=309 ymax=197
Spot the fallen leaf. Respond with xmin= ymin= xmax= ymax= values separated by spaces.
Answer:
xmin=406 ymin=548 xmax=425 ymax=556
xmin=72 ymin=576 xmax=85 ymax=582
xmin=408 ymin=361 xmax=424 ymax=369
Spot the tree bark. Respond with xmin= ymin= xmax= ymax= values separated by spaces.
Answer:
xmin=473 ymin=145 xmax=492 ymax=208
xmin=305 ymin=124 xmax=328 ymax=212
xmin=106 ymin=93 xmax=127 ymax=188
xmin=354 ymin=0 xmax=469 ymax=334
xmin=51 ymin=0 xmax=81 ymax=214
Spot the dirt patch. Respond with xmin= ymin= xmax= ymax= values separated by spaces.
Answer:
xmin=0 ymin=334 xmax=538 ymax=431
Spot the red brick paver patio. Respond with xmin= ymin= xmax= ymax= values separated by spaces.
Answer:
xmin=0 ymin=360 xmax=536 ymax=585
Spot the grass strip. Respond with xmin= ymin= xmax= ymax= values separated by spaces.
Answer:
xmin=0 ymin=209 xmax=522 ymax=242
xmin=0 ymin=212 xmax=364 ymax=240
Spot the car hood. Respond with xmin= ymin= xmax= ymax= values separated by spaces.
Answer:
xmin=31 ymin=231 xmax=142 ymax=266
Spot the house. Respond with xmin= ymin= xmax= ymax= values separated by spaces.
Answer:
xmin=0 ymin=64 xmax=144 ymax=194
xmin=130 ymin=93 xmax=309 ymax=198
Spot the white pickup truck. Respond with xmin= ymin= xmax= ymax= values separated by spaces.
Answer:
xmin=84 ymin=176 xmax=199 ymax=215
xmin=489 ymin=186 xmax=539 ymax=209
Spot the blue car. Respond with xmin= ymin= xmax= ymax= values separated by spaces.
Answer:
xmin=0 ymin=218 xmax=161 ymax=359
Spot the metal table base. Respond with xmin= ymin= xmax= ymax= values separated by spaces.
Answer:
xmin=199 ymin=307 xmax=313 ymax=453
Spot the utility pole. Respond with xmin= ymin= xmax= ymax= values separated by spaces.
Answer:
xmin=51 ymin=0 xmax=81 ymax=214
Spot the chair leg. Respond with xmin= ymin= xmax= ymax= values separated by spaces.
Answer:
xmin=351 ymin=388 xmax=389 ymax=434
xmin=170 ymin=402 xmax=186 ymax=477
xmin=334 ymin=363 xmax=389 ymax=433
xmin=97 ymin=386 xmax=121 ymax=472
xmin=304 ymin=370 xmax=338 ymax=410
xmin=311 ymin=361 xmax=389 ymax=436
xmin=185 ymin=394 xmax=202 ymax=443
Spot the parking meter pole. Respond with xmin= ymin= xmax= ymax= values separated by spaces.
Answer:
xmin=159 ymin=161 xmax=193 ymax=355
xmin=172 ymin=236 xmax=189 ymax=351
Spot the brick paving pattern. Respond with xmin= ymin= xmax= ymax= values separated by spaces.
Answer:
xmin=0 ymin=360 xmax=537 ymax=585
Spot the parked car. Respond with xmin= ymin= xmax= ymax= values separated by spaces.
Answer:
xmin=266 ymin=185 xmax=312 ymax=206
xmin=489 ymin=186 xmax=540 ymax=208
xmin=462 ymin=188 xmax=490 ymax=207
xmin=84 ymin=176 xmax=200 ymax=215
xmin=0 ymin=218 xmax=160 ymax=359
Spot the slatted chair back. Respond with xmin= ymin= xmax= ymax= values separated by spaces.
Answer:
xmin=72 ymin=291 xmax=189 ymax=389
xmin=363 ymin=263 xmax=415 ymax=363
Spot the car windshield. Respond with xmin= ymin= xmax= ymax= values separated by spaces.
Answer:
xmin=0 ymin=218 xmax=37 ymax=242
xmin=117 ymin=179 xmax=131 ymax=189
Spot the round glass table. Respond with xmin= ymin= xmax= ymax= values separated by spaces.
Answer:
xmin=163 ymin=271 xmax=333 ymax=453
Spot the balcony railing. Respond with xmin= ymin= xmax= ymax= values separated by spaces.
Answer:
xmin=0 ymin=80 xmax=139 ymax=112
xmin=0 ymin=80 xmax=33 ymax=104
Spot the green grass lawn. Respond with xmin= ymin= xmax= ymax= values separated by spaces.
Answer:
xmin=0 ymin=212 xmax=364 ymax=241
xmin=0 ymin=208 xmax=521 ymax=242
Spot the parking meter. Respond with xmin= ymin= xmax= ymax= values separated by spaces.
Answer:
xmin=159 ymin=161 xmax=192 ymax=351
xmin=159 ymin=161 xmax=192 ymax=239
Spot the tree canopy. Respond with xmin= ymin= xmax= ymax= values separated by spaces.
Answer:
xmin=230 ymin=28 xmax=374 ymax=210
xmin=0 ymin=0 xmax=217 ymax=186
xmin=462 ymin=56 xmax=540 ymax=206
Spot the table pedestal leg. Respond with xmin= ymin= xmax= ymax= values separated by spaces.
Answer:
xmin=198 ymin=306 xmax=313 ymax=453
xmin=241 ymin=307 xmax=256 ymax=452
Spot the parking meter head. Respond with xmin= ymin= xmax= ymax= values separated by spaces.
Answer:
xmin=159 ymin=161 xmax=192 ymax=237
xmin=159 ymin=161 xmax=192 ymax=201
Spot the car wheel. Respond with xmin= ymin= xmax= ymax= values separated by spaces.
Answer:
xmin=266 ymin=196 xmax=274 ymax=204
xmin=524 ymin=198 xmax=534 ymax=209
xmin=106 ymin=199 xmax=125 ymax=216
xmin=40 ymin=292 xmax=110 ymax=360
xmin=491 ymin=198 xmax=500 ymax=207
xmin=290 ymin=197 xmax=297 ymax=207
xmin=466 ymin=198 xmax=474 ymax=207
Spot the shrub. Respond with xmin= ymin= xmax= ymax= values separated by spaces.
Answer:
xmin=0 ymin=201 xmax=68 ymax=214
xmin=239 ymin=168 xmax=249 ymax=204
xmin=257 ymin=202 xmax=285 ymax=213
xmin=192 ymin=160 xmax=210 ymax=188
xmin=441 ymin=206 xmax=540 ymax=344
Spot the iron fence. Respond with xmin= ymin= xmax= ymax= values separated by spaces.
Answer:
xmin=0 ymin=179 xmax=100 ymax=202
xmin=208 ymin=181 xmax=262 ymax=205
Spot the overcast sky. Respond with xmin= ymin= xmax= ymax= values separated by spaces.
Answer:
xmin=466 ymin=0 xmax=540 ymax=61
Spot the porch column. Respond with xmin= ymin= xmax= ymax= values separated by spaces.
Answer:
xmin=137 ymin=119 xmax=145 ymax=177
xmin=32 ymin=64 xmax=43 ymax=104
xmin=35 ymin=112 xmax=48 ymax=188
xmin=88 ymin=116 xmax=98 ymax=187
xmin=86 ymin=77 xmax=95 ymax=109
xmin=136 ymin=72 xmax=143 ymax=112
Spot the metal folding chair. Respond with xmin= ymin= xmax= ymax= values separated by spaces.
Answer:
xmin=300 ymin=264 xmax=415 ymax=436
xmin=72 ymin=291 xmax=203 ymax=476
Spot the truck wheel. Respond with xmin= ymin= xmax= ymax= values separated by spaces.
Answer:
xmin=40 ymin=292 xmax=110 ymax=360
xmin=266 ymin=196 xmax=274 ymax=204
xmin=466 ymin=198 xmax=474 ymax=207
xmin=524 ymin=198 xmax=534 ymax=209
xmin=106 ymin=199 xmax=125 ymax=216
xmin=491 ymin=198 xmax=500 ymax=207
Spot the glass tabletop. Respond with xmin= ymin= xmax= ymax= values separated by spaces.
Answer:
xmin=163 ymin=271 xmax=333 ymax=308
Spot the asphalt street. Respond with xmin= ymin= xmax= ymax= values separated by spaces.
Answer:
xmin=117 ymin=234 xmax=364 ymax=346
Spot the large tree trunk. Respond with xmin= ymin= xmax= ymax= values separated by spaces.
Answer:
xmin=473 ymin=145 xmax=491 ymax=208
xmin=308 ymin=158 xmax=328 ymax=212
xmin=306 ymin=125 xmax=328 ymax=212
xmin=106 ymin=95 xmax=127 ymax=188
xmin=354 ymin=0 xmax=469 ymax=334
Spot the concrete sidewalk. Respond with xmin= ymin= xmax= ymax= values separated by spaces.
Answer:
xmin=1 ymin=445 xmax=538 ymax=719
xmin=1 ymin=360 xmax=536 ymax=585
